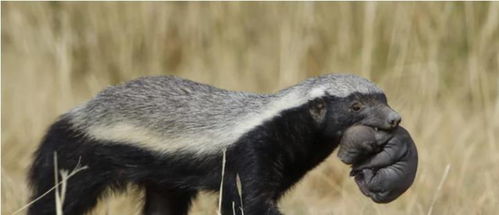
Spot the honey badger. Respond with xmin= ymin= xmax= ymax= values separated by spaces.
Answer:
xmin=28 ymin=74 xmax=407 ymax=215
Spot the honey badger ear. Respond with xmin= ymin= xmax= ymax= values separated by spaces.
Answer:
xmin=309 ymin=97 xmax=327 ymax=123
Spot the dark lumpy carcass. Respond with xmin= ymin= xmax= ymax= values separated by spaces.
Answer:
xmin=337 ymin=125 xmax=378 ymax=164
xmin=338 ymin=125 xmax=418 ymax=203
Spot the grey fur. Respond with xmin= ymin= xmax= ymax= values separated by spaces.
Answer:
xmin=68 ymin=74 xmax=383 ymax=155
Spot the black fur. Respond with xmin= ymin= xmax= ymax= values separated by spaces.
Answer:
xmin=28 ymin=93 xmax=394 ymax=215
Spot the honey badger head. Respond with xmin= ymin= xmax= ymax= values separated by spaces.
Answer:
xmin=301 ymin=75 xmax=416 ymax=204
xmin=299 ymin=74 xmax=401 ymax=139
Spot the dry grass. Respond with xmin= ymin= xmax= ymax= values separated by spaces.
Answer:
xmin=2 ymin=2 xmax=499 ymax=215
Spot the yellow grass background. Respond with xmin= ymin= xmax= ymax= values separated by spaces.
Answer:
xmin=2 ymin=2 xmax=499 ymax=215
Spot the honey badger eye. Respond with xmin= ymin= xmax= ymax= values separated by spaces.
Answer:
xmin=350 ymin=102 xmax=362 ymax=112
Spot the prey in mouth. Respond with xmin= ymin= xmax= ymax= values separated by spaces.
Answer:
xmin=337 ymin=125 xmax=418 ymax=203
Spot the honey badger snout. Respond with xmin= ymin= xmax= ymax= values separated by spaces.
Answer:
xmin=362 ymin=104 xmax=401 ymax=130
xmin=387 ymin=111 xmax=401 ymax=128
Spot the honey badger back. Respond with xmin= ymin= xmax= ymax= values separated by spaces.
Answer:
xmin=28 ymin=74 xmax=403 ymax=215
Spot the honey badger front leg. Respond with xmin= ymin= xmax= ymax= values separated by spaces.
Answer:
xmin=220 ymin=176 xmax=283 ymax=215
xmin=220 ymin=148 xmax=284 ymax=215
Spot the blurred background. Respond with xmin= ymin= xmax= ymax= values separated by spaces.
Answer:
xmin=2 ymin=2 xmax=499 ymax=215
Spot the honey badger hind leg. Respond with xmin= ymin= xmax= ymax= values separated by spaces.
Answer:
xmin=27 ymin=119 xmax=125 ymax=215
xmin=28 ymin=168 xmax=117 ymax=215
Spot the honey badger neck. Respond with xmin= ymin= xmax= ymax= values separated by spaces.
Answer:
xmin=226 ymin=98 xmax=337 ymax=195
